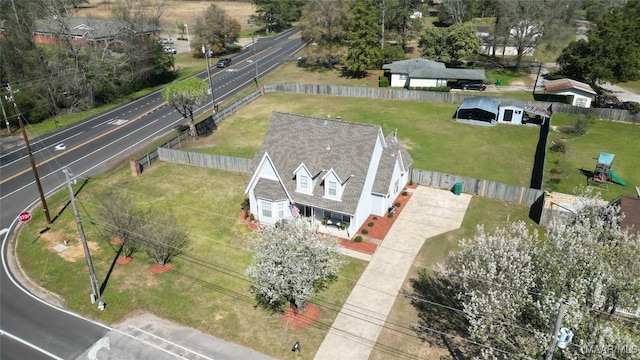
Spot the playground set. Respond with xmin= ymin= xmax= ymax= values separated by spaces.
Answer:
xmin=588 ymin=152 xmax=627 ymax=190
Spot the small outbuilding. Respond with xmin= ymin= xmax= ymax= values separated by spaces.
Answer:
xmin=497 ymin=103 xmax=525 ymax=125
xmin=455 ymin=97 xmax=500 ymax=125
xmin=543 ymin=78 xmax=596 ymax=108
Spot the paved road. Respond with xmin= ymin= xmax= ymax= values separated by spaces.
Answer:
xmin=1 ymin=28 xmax=304 ymax=360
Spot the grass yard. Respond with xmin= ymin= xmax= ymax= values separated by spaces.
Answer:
xmin=370 ymin=197 xmax=540 ymax=359
xmin=16 ymin=162 xmax=367 ymax=359
xmin=544 ymin=113 xmax=640 ymax=200
xmin=185 ymin=92 xmax=540 ymax=187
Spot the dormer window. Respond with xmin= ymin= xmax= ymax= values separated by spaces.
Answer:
xmin=327 ymin=180 xmax=337 ymax=197
xmin=298 ymin=174 xmax=309 ymax=191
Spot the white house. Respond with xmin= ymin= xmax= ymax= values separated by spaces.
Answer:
xmin=244 ymin=112 xmax=413 ymax=238
xmin=382 ymin=58 xmax=485 ymax=88
xmin=543 ymin=78 xmax=596 ymax=108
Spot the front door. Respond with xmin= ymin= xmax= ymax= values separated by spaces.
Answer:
xmin=504 ymin=109 xmax=513 ymax=122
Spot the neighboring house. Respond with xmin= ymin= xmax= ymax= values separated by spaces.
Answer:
xmin=611 ymin=196 xmax=640 ymax=237
xmin=382 ymin=58 xmax=485 ymax=88
xmin=34 ymin=17 xmax=157 ymax=45
xmin=543 ymin=78 xmax=597 ymax=108
xmin=244 ymin=112 xmax=413 ymax=238
xmin=476 ymin=25 xmax=535 ymax=57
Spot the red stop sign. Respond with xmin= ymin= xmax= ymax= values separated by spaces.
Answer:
xmin=18 ymin=211 xmax=32 ymax=223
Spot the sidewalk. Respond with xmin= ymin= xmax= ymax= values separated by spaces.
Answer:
xmin=314 ymin=186 xmax=472 ymax=360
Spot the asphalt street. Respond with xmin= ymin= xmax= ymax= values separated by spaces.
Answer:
xmin=1 ymin=28 xmax=304 ymax=360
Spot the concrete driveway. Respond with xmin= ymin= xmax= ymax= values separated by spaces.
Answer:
xmin=314 ymin=186 xmax=471 ymax=360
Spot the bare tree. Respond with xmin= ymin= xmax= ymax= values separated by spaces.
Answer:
xmin=142 ymin=209 xmax=188 ymax=267
xmin=96 ymin=189 xmax=145 ymax=258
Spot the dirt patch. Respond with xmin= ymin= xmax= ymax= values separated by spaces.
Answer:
xmin=39 ymin=229 xmax=101 ymax=262
xmin=116 ymin=256 xmax=133 ymax=265
xmin=283 ymin=303 xmax=320 ymax=330
xmin=58 ymin=242 xmax=101 ymax=262
xmin=511 ymin=80 xmax=526 ymax=86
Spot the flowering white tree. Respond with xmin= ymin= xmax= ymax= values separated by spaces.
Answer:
xmin=433 ymin=193 xmax=640 ymax=359
xmin=245 ymin=219 xmax=346 ymax=312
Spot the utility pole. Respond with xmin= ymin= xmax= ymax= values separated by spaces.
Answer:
xmin=380 ymin=0 xmax=386 ymax=49
xmin=202 ymin=43 xmax=216 ymax=116
xmin=6 ymin=84 xmax=51 ymax=224
xmin=545 ymin=299 xmax=569 ymax=360
xmin=0 ymin=91 xmax=11 ymax=133
xmin=249 ymin=17 xmax=259 ymax=85
xmin=64 ymin=168 xmax=101 ymax=304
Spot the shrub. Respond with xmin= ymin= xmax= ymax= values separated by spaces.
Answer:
xmin=340 ymin=222 xmax=346 ymax=230
xmin=321 ymin=217 xmax=328 ymax=225
xmin=367 ymin=222 xmax=374 ymax=227
xmin=551 ymin=140 xmax=566 ymax=153
xmin=409 ymin=180 xmax=414 ymax=185
xmin=550 ymin=168 xmax=563 ymax=174
xmin=394 ymin=202 xmax=401 ymax=207
xmin=379 ymin=76 xmax=389 ymax=87
xmin=361 ymin=229 xmax=369 ymax=235
xmin=388 ymin=213 xmax=394 ymax=218
xmin=408 ymin=86 xmax=450 ymax=92
xmin=402 ymin=191 xmax=408 ymax=196
xmin=354 ymin=236 xmax=363 ymax=243
xmin=550 ymin=177 xmax=562 ymax=184
xmin=249 ymin=213 xmax=255 ymax=222
xmin=560 ymin=115 xmax=591 ymax=135
xmin=372 ymin=216 xmax=377 ymax=221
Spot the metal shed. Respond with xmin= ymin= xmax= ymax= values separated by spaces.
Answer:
xmin=455 ymin=97 xmax=500 ymax=125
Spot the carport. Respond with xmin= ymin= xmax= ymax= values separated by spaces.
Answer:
xmin=455 ymin=97 xmax=500 ymax=125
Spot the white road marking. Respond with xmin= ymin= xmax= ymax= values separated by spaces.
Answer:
xmin=87 ymin=336 xmax=110 ymax=360
xmin=54 ymin=143 xmax=66 ymax=151
xmin=0 ymin=329 xmax=65 ymax=360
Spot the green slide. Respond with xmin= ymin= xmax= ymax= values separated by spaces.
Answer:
xmin=609 ymin=169 xmax=627 ymax=187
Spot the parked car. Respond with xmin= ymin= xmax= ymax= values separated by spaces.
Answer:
xmin=160 ymin=38 xmax=173 ymax=45
xmin=457 ymin=80 xmax=486 ymax=91
xmin=216 ymin=58 xmax=232 ymax=68
xmin=163 ymin=46 xmax=177 ymax=54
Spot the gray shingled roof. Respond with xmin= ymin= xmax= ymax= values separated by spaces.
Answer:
xmin=459 ymin=96 xmax=500 ymax=114
xmin=34 ymin=17 xmax=156 ymax=40
xmin=253 ymin=112 xmax=385 ymax=215
xmin=372 ymin=133 xmax=414 ymax=194
xmin=254 ymin=178 xmax=288 ymax=201
xmin=383 ymin=58 xmax=485 ymax=81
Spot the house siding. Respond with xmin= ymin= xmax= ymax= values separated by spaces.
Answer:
xmin=408 ymin=78 xmax=440 ymax=88
xmin=354 ymin=132 xmax=386 ymax=231
xmin=550 ymin=90 xmax=593 ymax=108
xmin=390 ymin=73 xmax=409 ymax=87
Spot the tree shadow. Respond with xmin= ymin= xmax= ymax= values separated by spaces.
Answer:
xmin=407 ymin=271 xmax=470 ymax=358
xmin=530 ymin=120 xmax=550 ymax=189
xmin=51 ymin=177 xmax=91 ymax=224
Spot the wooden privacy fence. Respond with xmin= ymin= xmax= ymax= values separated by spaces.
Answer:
xmin=136 ymin=89 xmax=261 ymax=172
xmin=411 ymin=168 xmax=543 ymax=206
xmin=264 ymin=84 xmax=640 ymax=124
xmin=158 ymin=148 xmax=252 ymax=173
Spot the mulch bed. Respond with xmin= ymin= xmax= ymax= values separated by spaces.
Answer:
xmin=338 ymin=238 xmax=377 ymax=255
xmin=283 ymin=303 xmax=320 ymax=330
xmin=116 ymin=256 xmax=133 ymax=265
xmin=150 ymin=263 xmax=173 ymax=274
xmin=110 ymin=237 xmax=124 ymax=245
xmin=357 ymin=192 xmax=412 ymax=241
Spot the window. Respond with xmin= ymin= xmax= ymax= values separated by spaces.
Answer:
xmin=277 ymin=202 xmax=285 ymax=219
xmin=327 ymin=180 xmax=337 ymax=197
xmin=399 ymin=74 xmax=408 ymax=80
xmin=394 ymin=179 xmax=399 ymax=194
xmin=261 ymin=201 xmax=272 ymax=218
xmin=298 ymin=174 xmax=309 ymax=191
xmin=324 ymin=210 xmax=333 ymax=219
xmin=341 ymin=214 xmax=350 ymax=223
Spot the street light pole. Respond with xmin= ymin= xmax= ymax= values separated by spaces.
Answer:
xmin=202 ymin=43 xmax=216 ymax=117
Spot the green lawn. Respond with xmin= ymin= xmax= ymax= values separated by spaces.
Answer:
xmin=186 ymin=92 xmax=540 ymax=187
xmin=545 ymin=113 xmax=640 ymax=200
xmin=17 ymin=163 xmax=367 ymax=360
xmin=616 ymin=79 xmax=640 ymax=95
